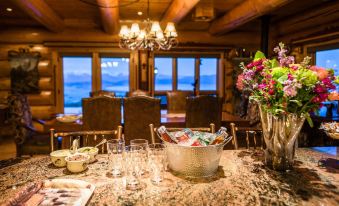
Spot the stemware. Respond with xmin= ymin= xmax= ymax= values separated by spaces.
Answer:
xmin=130 ymin=139 xmax=149 ymax=175
xmin=107 ymin=139 xmax=125 ymax=177
xmin=148 ymin=143 xmax=166 ymax=185
xmin=125 ymin=145 xmax=144 ymax=190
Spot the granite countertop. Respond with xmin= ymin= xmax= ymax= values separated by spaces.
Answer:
xmin=0 ymin=148 xmax=338 ymax=206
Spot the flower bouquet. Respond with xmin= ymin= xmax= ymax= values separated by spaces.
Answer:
xmin=237 ymin=42 xmax=339 ymax=171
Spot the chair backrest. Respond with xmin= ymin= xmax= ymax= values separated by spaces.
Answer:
xmin=89 ymin=90 xmax=115 ymax=98
xmin=82 ymin=96 xmax=121 ymax=146
xmin=166 ymin=91 xmax=190 ymax=113
xmin=127 ymin=89 xmax=150 ymax=97
xmin=123 ymin=96 xmax=161 ymax=145
xmin=149 ymin=123 xmax=215 ymax=143
xmin=50 ymin=126 xmax=122 ymax=153
xmin=230 ymin=123 xmax=263 ymax=150
xmin=82 ymin=96 xmax=121 ymax=130
xmin=185 ymin=95 xmax=222 ymax=129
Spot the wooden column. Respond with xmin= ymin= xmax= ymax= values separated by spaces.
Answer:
xmin=12 ymin=0 xmax=64 ymax=32
xmin=96 ymin=0 xmax=120 ymax=34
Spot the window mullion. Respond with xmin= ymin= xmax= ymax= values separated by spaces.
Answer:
xmin=195 ymin=58 xmax=200 ymax=95
xmin=172 ymin=58 xmax=177 ymax=91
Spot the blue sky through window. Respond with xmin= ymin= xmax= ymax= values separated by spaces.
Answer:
xmin=178 ymin=58 xmax=195 ymax=91
xmin=63 ymin=57 xmax=92 ymax=114
xmin=200 ymin=58 xmax=217 ymax=90
xmin=316 ymin=49 xmax=339 ymax=75
xmin=101 ymin=57 xmax=129 ymax=97
xmin=155 ymin=57 xmax=172 ymax=91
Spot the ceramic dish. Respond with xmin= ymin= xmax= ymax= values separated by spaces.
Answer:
xmin=50 ymin=149 xmax=71 ymax=167
xmin=77 ymin=147 xmax=99 ymax=163
xmin=56 ymin=114 xmax=81 ymax=123
xmin=65 ymin=153 xmax=90 ymax=173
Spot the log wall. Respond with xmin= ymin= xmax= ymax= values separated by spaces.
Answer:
xmin=0 ymin=44 xmax=55 ymax=119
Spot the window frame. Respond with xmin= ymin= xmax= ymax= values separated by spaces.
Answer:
xmin=57 ymin=51 xmax=131 ymax=113
xmin=153 ymin=54 xmax=220 ymax=97
xmin=100 ymin=54 xmax=131 ymax=97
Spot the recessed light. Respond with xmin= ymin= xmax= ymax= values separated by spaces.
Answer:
xmin=6 ymin=8 xmax=12 ymax=12
xmin=137 ymin=11 xmax=143 ymax=16
xmin=31 ymin=32 xmax=39 ymax=36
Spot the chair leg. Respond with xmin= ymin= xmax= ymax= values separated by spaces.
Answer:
xmin=246 ymin=131 xmax=250 ymax=150
xmin=253 ymin=132 xmax=257 ymax=150
xmin=16 ymin=144 xmax=22 ymax=157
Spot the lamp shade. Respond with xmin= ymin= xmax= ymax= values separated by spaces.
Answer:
xmin=130 ymin=23 xmax=140 ymax=37
xmin=119 ymin=25 xmax=129 ymax=38
xmin=137 ymin=29 xmax=146 ymax=40
xmin=165 ymin=22 xmax=176 ymax=32
xmin=151 ymin=21 xmax=161 ymax=33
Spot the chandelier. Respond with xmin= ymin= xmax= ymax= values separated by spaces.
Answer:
xmin=118 ymin=0 xmax=178 ymax=51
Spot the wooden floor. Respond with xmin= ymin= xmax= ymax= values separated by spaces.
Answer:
xmin=0 ymin=137 xmax=16 ymax=160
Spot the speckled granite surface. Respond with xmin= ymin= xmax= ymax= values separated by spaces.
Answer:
xmin=0 ymin=149 xmax=338 ymax=206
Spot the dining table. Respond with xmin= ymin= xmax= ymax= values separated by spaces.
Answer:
xmin=0 ymin=147 xmax=338 ymax=205
xmin=43 ymin=110 xmax=250 ymax=133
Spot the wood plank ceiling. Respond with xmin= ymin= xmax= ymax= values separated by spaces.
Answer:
xmin=0 ymin=0 xmax=335 ymax=38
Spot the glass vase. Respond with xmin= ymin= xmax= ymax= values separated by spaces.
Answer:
xmin=259 ymin=105 xmax=305 ymax=171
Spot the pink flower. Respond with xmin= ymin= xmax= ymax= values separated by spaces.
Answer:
xmin=314 ymin=84 xmax=327 ymax=93
xmin=283 ymin=85 xmax=297 ymax=97
xmin=258 ymin=84 xmax=267 ymax=89
xmin=256 ymin=65 xmax=264 ymax=72
xmin=288 ymin=73 xmax=293 ymax=80
xmin=236 ymin=74 xmax=244 ymax=91
xmin=246 ymin=63 xmax=254 ymax=69
xmin=322 ymin=77 xmax=336 ymax=90
xmin=253 ymin=59 xmax=263 ymax=66
xmin=310 ymin=66 xmax=329 ymax=80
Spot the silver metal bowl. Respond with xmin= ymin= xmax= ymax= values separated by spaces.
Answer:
xmin=163 ymin=136 xmax=232 ymax=177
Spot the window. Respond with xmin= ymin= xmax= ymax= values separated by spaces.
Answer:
xmin=177 ymin=58 xmax=195 ymax=91
xmin=316 ymin=49 xmax=339 ymax=75
xmin=101 ymin=57 xmax=130 ymax=97
xmin=315 ymin=48 xmax=339 ymax=117
xmin=154 ymin=57 xmax=172 ymax=91
xmin=63 ymin=57 xmax=92 ymax=114
xmin=200 ymin=58 xmax=217 ymax=91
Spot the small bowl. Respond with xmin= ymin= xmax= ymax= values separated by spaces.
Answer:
xmin=65 ymin=153 xmax=90 ymax=173
xmin=50 ymin=149 xmax=71 ymax=167
xmin=77 ymin=147 xmax=99 ymax=163
xmin=56 ymin=114 xmax=81 ymax=123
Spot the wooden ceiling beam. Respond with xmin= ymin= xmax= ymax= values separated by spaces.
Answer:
xmin=275 ymin=0 xmax=339 ymax=37
xmin=162 ymin=0 xmax=200 ymax=24
xmin=96 ymin=0 xmax=120 ymax=34
xmin=12 ymin=0 xmax=64 ymax=32
xmin=209 ymin=0 xmax=289 ymax=35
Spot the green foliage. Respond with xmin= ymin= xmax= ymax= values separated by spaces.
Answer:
xmin=254 ymin=51 xmax=266 ymax=60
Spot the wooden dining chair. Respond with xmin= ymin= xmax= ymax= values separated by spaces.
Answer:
xmin=185 ymin=95 xmax=222 ymax=129
xmin=50 ymin=126 xmax=122 ymax=153
xmin=166 ymin=91 xmax=191 ymax=113
xmin=149 ymin=123 xmax=215 ymax=144
xmin=89 ymin=90 xmax=115 ymax=97
xmin=230 ymin=122 xmax=263 ymax=150
xmin=82 ymin=96 xmax=122 ymax=146
xmin=123 ymin=96 xmax=161 ymax=145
